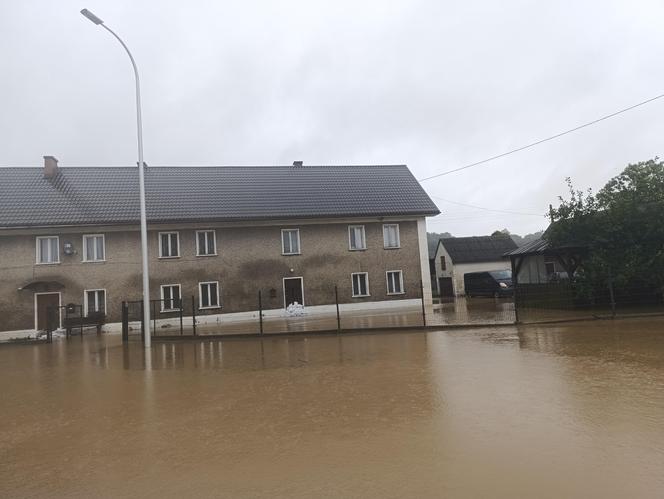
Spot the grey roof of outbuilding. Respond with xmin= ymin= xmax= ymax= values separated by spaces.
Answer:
xmin=0 ymin=165 xmax=439 ymax=228
xmin=504 ymin=238 xmax=550 ymax=256
xmin=438 ymin=235 xmax=518 ymax=264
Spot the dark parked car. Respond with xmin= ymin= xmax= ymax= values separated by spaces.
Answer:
xmin=464 ymin=270 xmax=513 ymax=298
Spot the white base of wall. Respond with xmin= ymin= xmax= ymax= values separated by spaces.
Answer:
xmin=1 ymin=299 xmax=422 ymax=337
xmin=93 ymin=298 xmax=423 ymax=334
xmin=0 ymin=329 xmax=41 ymax=341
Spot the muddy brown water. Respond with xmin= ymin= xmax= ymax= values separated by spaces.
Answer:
xmin=1 ymin=318 xmax=663 ymax=498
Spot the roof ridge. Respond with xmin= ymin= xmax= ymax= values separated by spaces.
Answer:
xmin=0 ymin=164 xmax=408 ymax=169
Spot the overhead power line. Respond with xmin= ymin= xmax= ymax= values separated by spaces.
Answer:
xmin=429 ymin=194 xmax=544 ymax=217
xmin=418 ymin=92 xmax=664 ymax=182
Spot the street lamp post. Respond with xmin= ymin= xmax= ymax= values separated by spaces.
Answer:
xmin=81 ymin=8 xmax=151 ymax=348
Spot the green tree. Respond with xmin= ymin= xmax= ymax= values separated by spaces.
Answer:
xmin=547 ymin=158 xmax=664 ymax=292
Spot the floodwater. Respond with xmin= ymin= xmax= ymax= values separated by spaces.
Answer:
xmin=1 ymin=319 xmax=663 ymax=498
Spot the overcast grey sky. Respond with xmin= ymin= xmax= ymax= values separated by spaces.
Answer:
xmin=1 ymin=0 xmax=662 ymax=236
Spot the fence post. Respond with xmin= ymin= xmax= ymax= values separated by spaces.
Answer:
xmin=335 ymin=285 xmax=341 ymax=334
xmin=152 ymin=300 xmax=156 ymax=338
xmin=513 ymin=280 xmax=520 ymax=324
xmin=122 ymin=301 xmax=128 ymax=342
xmin=140 ymin=299 xmax=145 ymax=342
xmin=420 ymin=280 xmax=426 ymax=326
xmin=192 ymin=295 xmax=197 ymax=336
xmin=258 ymin=290 xmax=264 ymax=335
xmin=608 ymin=268 xmax=616 ymax=318
xmin=179 ymin=298 xmax=184 ymax=335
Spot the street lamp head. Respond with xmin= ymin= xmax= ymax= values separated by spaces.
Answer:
xmin=80 ymin=8 xmax=104 ymax=25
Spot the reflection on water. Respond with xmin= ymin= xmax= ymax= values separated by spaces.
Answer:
xmin=1 ymin=319 xmax=663 ymax=498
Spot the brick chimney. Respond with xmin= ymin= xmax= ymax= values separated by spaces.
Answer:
xmin=292 ymin=160 xmax=303 ymax=167
xmin=43 ymin=156 xmax=59 ymax=178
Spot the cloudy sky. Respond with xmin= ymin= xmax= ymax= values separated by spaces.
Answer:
xmin=1 ymin=0 xmax=662 ymax=236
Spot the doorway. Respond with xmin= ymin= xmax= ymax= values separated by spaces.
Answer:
xmin=283 ymin=277 xmax=304 ymax=308
xmin=438 ymin=277 xmax=454 ymax=297
xmin=35 ymin=292 xmax=61 ymax=330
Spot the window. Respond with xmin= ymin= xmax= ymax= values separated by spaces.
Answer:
xmin=160 ymin=284 xmax=181 ymax=311
xmin=383 ymin=224 xmax=400 ymax=248
xmin=159 ymin=232 xmax=180 ymax=258
xmin=196 ymin=230 xmax=217 ymax=256
xmin=281 ymin=229 xmax=300 ymax=255
xmin=544 ymin=257 xmax=556 ymax=276
xmin=84 ymin=289 xmax=106 ymax=316
xmin=82 ymin=234 xmax=105 ymax=262
xmin=440 ymin=256 xmax=446 ymax=271
xmin=199 ymin=281 xmax=220 ymax=309
xmin=348 ymin=225 xmax=366 ymax=250
xmin=386 ymin=270 xmax=404 ymax=295
xmin=36 ymin=236 xmax=59 ymax=264
xmin=351 ymin=272 xmax=369 ymax=297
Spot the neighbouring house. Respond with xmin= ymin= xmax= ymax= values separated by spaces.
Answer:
xmin=433 ymin=235 xmax=517 ymax=296
xmin=0 ymin=158 xmax=439 ymax=333
xmin=505 ymin=237 xmax=586 ymax=285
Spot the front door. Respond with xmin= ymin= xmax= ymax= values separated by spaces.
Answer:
xmin=36 ymin=293 xmax=60 ymax=330
xmin=283 ymin=278 xmax=304 ymax=308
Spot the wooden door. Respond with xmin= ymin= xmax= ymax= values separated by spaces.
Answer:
xmin=36 ymin=293 xmax=60 ymax=330
xmin=283 ymin=278 xmax=303 ymax=307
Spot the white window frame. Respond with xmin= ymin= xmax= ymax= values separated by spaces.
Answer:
xmin=198 ymin=281 xmax=221 ymax=310
xmin=82 ymin=234 xmax=106 ymax=262
xmin=351 ymin=272 xmax=370 ymax=297
xmin=158 ymin=231 xmax=180 ymax=258
xmin=383 ymin=224 xmax=400 ymax=249
xmin=281 ymin=228 xmax=301 ymax=255
xmin=35 ymin=236 xmax=60 ymax=264
xmin=386 ymin=270 xmax=405 ymax=295
xmin=348 ymin=225 xmax=367 ymax=251
xmin=83 ymin=289 xmax=107 ymax=316
xmin=160 ymin=284 xmax=182 ymax=312
xmin=196 ymin=230 xmax=217 ymax=257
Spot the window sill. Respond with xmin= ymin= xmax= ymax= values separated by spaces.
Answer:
xmin=383 ymin=246 xmax=401 ymax=250
xmin=35 ymin=261 xmax=60 ymax=265
xmin=349 ymin=248 xmax=367 ymax=252
xmin=282 ymin=252 xmax=301 ymax=256
xmin=82 ymin=260 xmax=106 ymax=264
xmin=158 ymin=256 xmax=181 ymax=260
xmin=352 ymin=294 xmax=371 ymax=298
xmin=387 ymin=292 xmax=406 ymax=296
xmin=199 ymin=306 xmax=221 ymax=310
xmin=160 ymin=309 xmax=181 ymax=313
xmin=196 ymin=254 xmax=218 ymax=257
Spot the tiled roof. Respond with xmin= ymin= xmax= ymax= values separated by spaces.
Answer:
xmin=439 ymin=235 xmax=517 ymax=264
xmin=0 ymin=165 xmax=439 ymax=228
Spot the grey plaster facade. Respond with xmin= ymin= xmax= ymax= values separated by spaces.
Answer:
xmin=0 ymin=218 xmax=427 ymax=331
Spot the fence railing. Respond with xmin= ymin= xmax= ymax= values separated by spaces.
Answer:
xmin=514 ymin=281 xmax=664 ymax=323
xmin=121 ymin=282 xmax=430 ymax=339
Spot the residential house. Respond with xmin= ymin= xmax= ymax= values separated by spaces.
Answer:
xmin=0 ymin=158 xmax=439 ymax=332
xmin=433 ymin=235 xmax=517 ymax=296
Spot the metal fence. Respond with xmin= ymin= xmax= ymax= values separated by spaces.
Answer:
xmin=515 ymin=281 xmax=664 ymax=323
xmin=116 ymin=277 xmax=663 ymax=341
xmin=121 ymin=283 xmax=431 ymax=340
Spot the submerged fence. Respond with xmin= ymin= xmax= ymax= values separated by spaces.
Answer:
xmin=515 ymin=280 xmax=664 ymax=323
xmin=122 ymin=283 xmax=432 ymax=340
xmin=119 ymin=279 xmax=664 ymax=340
